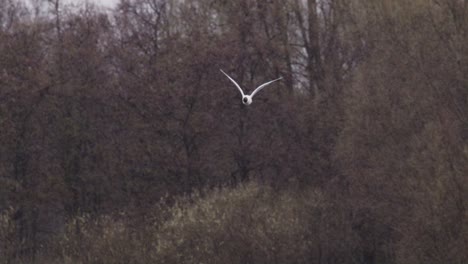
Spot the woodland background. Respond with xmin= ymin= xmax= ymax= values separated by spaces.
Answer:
xmin=0 ymin=0 xmax=467 ymax=263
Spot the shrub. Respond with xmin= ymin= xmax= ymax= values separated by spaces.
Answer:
xmin=154 ymin=182 xmax=351 ymax=264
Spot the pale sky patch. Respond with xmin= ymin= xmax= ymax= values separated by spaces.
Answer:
xmin=62 ymin=0 xmax=120 ymax=9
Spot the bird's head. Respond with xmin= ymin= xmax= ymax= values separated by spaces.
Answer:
xmin=242 ymin=95 xmax=252 ymax=105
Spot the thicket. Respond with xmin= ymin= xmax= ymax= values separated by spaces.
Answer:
xmin=0 ymin=0 xmax=466 ymax=263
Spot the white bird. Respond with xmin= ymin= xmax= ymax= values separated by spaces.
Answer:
xmin=220 ymin=69 xmax=282 ymax=105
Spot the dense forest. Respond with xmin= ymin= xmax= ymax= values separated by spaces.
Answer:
xmin=0 ymin=0 xmax=467 ymax=263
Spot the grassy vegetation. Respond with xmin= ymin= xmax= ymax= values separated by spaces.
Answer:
xmin=3 ymin=183 xmax=346 ymax=264
xmin=3 ymin=181 xmax=465 ymax=264
xmin=154 ymin=183 xmax=327 ymax=264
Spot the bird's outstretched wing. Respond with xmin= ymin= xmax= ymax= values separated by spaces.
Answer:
xmin=220 ymin=69 xmax=245 ymax=97
xmin=250 ymin=77 xmax=283 ymax=98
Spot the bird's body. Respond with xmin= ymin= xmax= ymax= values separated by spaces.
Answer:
xmin=242 ymin=95 xmax=252 ymax=105
xmin=220 ymin=69 xmax=282 ymax=105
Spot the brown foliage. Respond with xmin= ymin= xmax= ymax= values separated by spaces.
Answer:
xmin=0 ymin=0 xmax=466 ymax=263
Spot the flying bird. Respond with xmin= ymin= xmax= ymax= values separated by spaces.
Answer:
xmin=220 ymin=69 xmax=282 ymax=105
